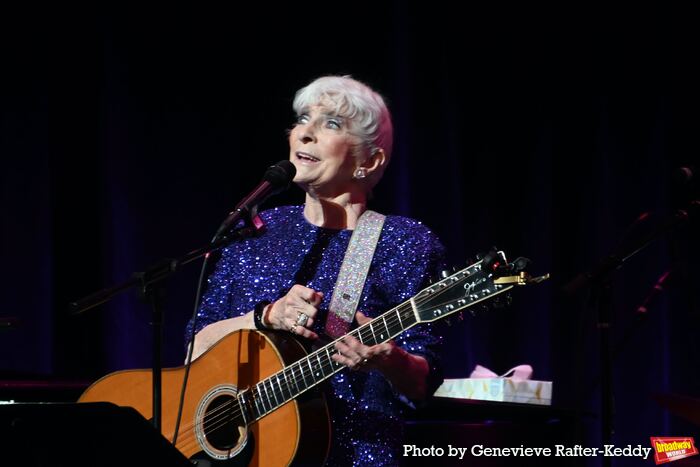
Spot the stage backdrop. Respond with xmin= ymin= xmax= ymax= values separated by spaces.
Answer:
xmin=1 ymin=5 xmax=698 ymax=463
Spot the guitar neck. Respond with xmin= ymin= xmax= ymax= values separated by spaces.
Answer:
xmin=242 ymin=301 xmax=418 ymax=422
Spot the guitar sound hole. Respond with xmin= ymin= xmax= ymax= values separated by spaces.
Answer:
xmin=202 ymin=395 xmax=243 ymax=450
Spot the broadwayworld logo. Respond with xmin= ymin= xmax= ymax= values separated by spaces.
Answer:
xmin=650 ymin=437 xmax=698 ymax=464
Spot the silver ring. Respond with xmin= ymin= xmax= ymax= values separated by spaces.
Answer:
xmin=296 ymin=312 xmax=309 ymax=327
xmin=290 ymin=324 xmax=297 ymax=334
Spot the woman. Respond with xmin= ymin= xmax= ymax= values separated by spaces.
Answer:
xmin=189 ymin=75 xmax=445 ymax=466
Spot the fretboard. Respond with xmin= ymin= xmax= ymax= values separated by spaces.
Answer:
xmin=244 ymin=300 xmax=418 ymax=421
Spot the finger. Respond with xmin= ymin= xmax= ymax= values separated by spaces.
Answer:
xmin=332 ymin=348 xmax=366 ymax=369
xmin=341 ymin=335 xmax=368 ymax=356
xmin=288 ymin=294 xmax=320 ymax=319
xmin=335 ymin=338 xmax=368 ymax=363
xmin=289 ymin=320 xmax=318 ymax=340
xmin=297 ymin=302 xmax=319 ymax=320
xmin=300 ymin=291 xmax=323 ymax=308
xmin=294 ymin=325 xmax=318 ymax=340
xmin=355 ymin=311 xmax=373 ymax=326
xmin=302 ymin=315 xmax=314 ymax=328
xmin=332 ymin=352 xmax=351 ymax=368
xmin=292 ymin=311 xmax=315 ymax=329
xmin=310 ymin=290 xmax=324 ymax=306
xmin=290 ymin=284 xmax=323 ymax=305
xmin=334 ymin=340 xmax=359 ymax=362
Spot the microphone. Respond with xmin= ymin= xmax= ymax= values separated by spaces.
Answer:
xmin=214 ymin=160 xmax=296 ymax=240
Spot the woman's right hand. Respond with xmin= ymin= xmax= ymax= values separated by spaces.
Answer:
xmin=265 ymin=284 xmax=323 ymax=340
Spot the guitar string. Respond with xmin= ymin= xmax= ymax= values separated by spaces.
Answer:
xmin=170 ymin=273 xmax=484 ymax=453
xmin=169 ymin=276 xmax=478 ymax=453
xmin=168 ymin=299 xmax=418 ymax=452
xmin=172 ymin=309 xmax=410 ymax=455
xmin=169 ymin=302 xmax=412 ymax=451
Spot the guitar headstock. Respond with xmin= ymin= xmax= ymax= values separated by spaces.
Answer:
xmin=414 ymin=250 xmax=549 ymax=323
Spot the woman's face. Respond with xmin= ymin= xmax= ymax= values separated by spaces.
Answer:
xmin=288 ymin=105 xmax=364 ymax=197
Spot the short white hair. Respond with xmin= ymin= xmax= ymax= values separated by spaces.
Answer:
xmin=293 ymin=75 xmax=393 ymax=189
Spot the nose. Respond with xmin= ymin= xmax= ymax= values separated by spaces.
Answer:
xmin=297 ymin=124 xmax=316 ymax=144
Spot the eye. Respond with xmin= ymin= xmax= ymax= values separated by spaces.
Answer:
xmin=325 ymin=118 xmax=342 ymax=130
xmin=296 ymin=114 xmax=310 ymax=125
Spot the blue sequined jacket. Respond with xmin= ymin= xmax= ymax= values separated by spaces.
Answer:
xmin=189 ymin=205 xmax=446 ymax=466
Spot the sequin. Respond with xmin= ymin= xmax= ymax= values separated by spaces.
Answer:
xmin=187 ymin=205 xmax=446 ymax=466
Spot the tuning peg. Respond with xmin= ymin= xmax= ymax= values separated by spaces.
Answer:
xmin=513 ymin=257 xmax=531 ymax=272
xmin=440 ymin=270 xmax=450 ymax=279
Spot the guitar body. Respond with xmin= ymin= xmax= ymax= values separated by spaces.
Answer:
xmin=79 ymin=330 xmax=330 ymax=466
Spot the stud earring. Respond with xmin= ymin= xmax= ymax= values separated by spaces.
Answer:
xmin=354 ymin=168 xmax=367 ymax=179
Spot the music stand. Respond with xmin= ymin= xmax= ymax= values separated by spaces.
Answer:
xmin=0 ymin=402 xmax=191 ymax=466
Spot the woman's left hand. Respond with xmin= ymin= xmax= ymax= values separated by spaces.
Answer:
xmin=331 ymin=311 xmax=431 ymax=400
xmin=331 ymin=311 xmax=398 ymax=373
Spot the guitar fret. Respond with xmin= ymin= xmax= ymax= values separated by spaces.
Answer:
xmin=396 ymin=307 xmax=404 ymax=329
xmin=369 ymin=321 xmax=377 ymax=344
xmin=281 ymin=373 xmax=291 ymax=402
xmin=318 ymin=352 xmax=329 ymax=375
xmin=315 ymin=353 xmax=325 ymax=378
xmin=275 ymin=375 xmax=285 ymax=403
xmin=297 ymin=361 xmax=308 ymax=389
xmin=287 ymin=366 xmax=300 ymax=395
xmin=364 ymin=326 xmax=373 ymax=345
xmin=324 ymin=349 xmax=336 ymax=373
xmin=273 ymin=378 xmax=283 ymax=406
xmin=379 ymin=316 xmax=390 ymax=341
xmin=356 ymin=329 xmax=364 ymax=345
xmin=236 ymin=392 xmax=249 ymax=425
xmin=253 ymin=387 xmax=264 ymax=417
xmin=390 ymin=309 xmax=405 ymax=334
xmin=267 ymin=379 xmax=279 ymax=407
xmin=409 ymin=297 xmax=419 ymax=322
xmin=306 ymin=358 xmax=315 ymax=383
xmin=384 ymin=318 xmax=395 ymax=338
xmin=402 ymin=307 xmax=416 ymax=327
xmin=327 ymin=346 xmax=341 ymax=370
xmin=260 ymin=383 xmax=271 ymax=413
xmin=323 ymin=347 xmax=331 ymax=368
xmin=260 ymin=382 xmax=270 ymax=412
xmin=282 ymin=369 xmax=291 ymax=399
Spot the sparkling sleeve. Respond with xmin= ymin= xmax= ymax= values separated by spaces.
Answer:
xmin=381 ymin=220 xmax=447 ymax=400
xmin=184 ymin=246 xmax=238 ymax=346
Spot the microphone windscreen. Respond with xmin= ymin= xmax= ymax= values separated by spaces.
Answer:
xmin=264 ymin=160 xmax=296 ymax=190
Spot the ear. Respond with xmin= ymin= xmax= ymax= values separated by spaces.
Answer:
xmin=358 ymin=148 xmax=386 ymax=177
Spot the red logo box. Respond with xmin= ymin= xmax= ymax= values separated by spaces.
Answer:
xmin=650 ymin=437 xmax=698 ymax=464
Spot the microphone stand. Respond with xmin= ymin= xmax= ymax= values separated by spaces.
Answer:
xmin=0 ymin=316 xmax=19 ymax=330
xmin=563 ymin=202 xmax=697 ymax=466
xmin=71 ymin=209 xmax=265 ymax=433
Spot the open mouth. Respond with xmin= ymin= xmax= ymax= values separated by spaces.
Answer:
xmin=296 ymin=152 xmax=320 ymax=163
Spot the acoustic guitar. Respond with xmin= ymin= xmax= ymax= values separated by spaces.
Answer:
xmin=79 ymin=250 xmax=547 ymax=466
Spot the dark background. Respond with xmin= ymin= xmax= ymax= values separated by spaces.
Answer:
xmin=1 ymin=4 xmax=698 ymax=465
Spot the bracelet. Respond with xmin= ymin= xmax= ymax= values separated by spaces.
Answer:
xmin=253 ymin=300 xmax=272 ymax=330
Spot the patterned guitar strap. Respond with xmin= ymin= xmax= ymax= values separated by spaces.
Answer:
xmin=325 ymin=210 xmax=386 ymax=338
